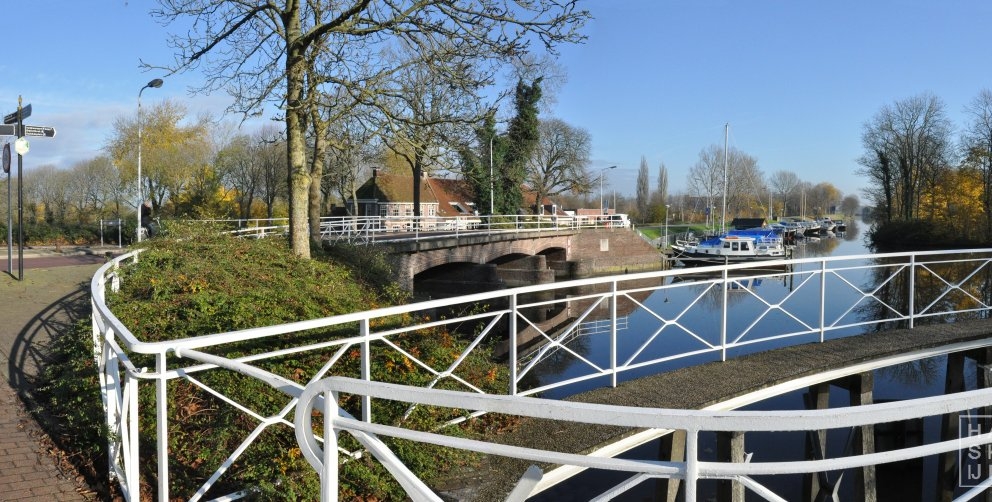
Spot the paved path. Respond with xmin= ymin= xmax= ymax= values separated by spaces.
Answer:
xmin=0 ymin=247 xmax=120 ymax=501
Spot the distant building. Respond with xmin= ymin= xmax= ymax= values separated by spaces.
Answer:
xmin=346 ymin=170 xmax=570 ymax=228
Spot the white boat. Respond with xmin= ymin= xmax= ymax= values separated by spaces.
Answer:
xmin=672 ymin=229 xmax=788 ymax=265
xmin=815 ymin=218 xmax=836 ymax=232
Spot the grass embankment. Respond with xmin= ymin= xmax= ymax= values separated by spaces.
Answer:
xmin=37 ymin=224 xmax=512 ymax=501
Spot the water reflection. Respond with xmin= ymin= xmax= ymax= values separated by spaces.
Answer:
xmin=520 ymin=222 xmax=992 ymax=500
xmin=857 ymin=251 xmax=992 ymax=334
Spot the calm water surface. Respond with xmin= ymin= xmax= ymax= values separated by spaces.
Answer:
xmin=528 ymin=221 xmax=989 ymax=501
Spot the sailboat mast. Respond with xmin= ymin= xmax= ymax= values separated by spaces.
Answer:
xmin=722 ymin=123 xmax=728 ymax=234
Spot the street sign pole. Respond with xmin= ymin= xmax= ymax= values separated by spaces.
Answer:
xmin=4 ymin=143 xmax=9 ymax=275
xmin=15 ymin=98 xmax=24 ymax=280
xmin=0 ymin=98 xmax=55 ymax=280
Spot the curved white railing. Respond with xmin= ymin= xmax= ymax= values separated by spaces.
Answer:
xmin=90 ymin=247 xmax=992 ymax=501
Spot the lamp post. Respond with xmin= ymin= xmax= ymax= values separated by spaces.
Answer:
xmin=599 ymin=165 xmax=616 ymax=214
xmin=137 ymin=78 xmax=163 ymax=243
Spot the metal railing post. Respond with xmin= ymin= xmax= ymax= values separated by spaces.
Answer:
xmin=909 ymin=254 xmax=916 ymax=329
xmin=127 ymin=369 xmax=140 ymax=498
xmin=322 ymin=390 xmax=339 ymax=502
xmin=610 ymin=280 xmax=619 ymax=387
xmin=361 ymin=318 xmax=372 ymax=422
xmin=819 ymin=259 xmax=827 ymax=342
xmin=685 ymin=428 xmax=699 ymax=500
xmin=721 ymin=267 xmax=729 ymax=361
xmin=155 ymin=352 xmax=170 ymax=501
xmin=509 ymin=293 xmax=519 ymax=396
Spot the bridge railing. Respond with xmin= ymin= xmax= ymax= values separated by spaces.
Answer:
xmin=295 ymin=376 xmax=992 ymax=501
xmin=319 ymin=213 xmax=628 ymax=245
xmin=209 ymin=214 xmax=629 ymax=243
xmin=90 ymin=248 xmax=992 ymax=500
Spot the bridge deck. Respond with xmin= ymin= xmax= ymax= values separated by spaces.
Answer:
xmin=440 ymin=319 xmax=992 ymax=501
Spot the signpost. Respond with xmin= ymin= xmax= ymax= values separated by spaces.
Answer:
xmin=3 ymin=103 xmax=30 ymax=124
xmin=23 ymin=125 xmax=56 ymax=138
xmin=2 ymin=98 xmax=55 ymax=280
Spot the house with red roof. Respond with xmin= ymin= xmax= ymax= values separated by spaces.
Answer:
xmin=347 ymin=170 xmax=570 ymax=230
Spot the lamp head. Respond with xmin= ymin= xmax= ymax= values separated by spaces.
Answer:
xmin=147 ymin=78 xmax=164 ymax=89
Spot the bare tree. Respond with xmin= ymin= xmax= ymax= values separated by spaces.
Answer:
xmin=687 ymin=144 xmax=763 ymax=228
xmin=686 ymin=145 xmax=724 ymax=228
xmin=526 ymin=118 xmax=591 ymax=211
xmin=858 ymin=93 xmax=954 ymax=221
xmin=149 ymin=0 xmax=589 ymax=258
xmin=254 ymin=126 xmax=289 ymax=219
xmin=76 ymin=155 xmax=127 ymax=220
xmin=216 ymin=134 xmax=263 ymax=219
xmin=768 ymin=170 xmax=801 ymax=216
xmin=962 ymin=89 xmax=992 ymax=238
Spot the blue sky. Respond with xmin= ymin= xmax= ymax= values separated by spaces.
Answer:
xmin=5 ymin=1 xmax=992 ymax=202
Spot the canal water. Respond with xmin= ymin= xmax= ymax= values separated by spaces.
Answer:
xmin=525 ymin=220 xmax=991 ymax=501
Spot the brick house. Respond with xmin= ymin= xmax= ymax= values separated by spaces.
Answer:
xmin=347 ymin=170 xmax=573 ymax=230
xmin=347 ymin=171 xmax=479 ymax=230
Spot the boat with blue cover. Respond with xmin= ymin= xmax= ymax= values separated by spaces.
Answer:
xmin=671 ymin=228 xmax=788 ymax=265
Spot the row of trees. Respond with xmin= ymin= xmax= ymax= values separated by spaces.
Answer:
xmin=145 ymin=0 xmax=592 ymax=258
xmin=858 ymin=90 xmax=992 ymax=242
xmin=0 ymin=91 xmax=603 ymax=239
xmin=0 ymin=101 xmax=293 ymax=233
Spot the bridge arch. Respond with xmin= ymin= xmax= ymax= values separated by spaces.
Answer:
xmin=387 ymin=229 xmax=661 ymax=291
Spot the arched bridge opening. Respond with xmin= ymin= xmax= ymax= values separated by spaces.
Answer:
xmin=413 ymin=246 xmax=569 ymax=299
xmin=413 ymin=261 xmax=503 ymax=299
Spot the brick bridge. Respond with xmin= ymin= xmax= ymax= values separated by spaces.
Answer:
xmin=383 ymin=228 xmax=662 ymax=291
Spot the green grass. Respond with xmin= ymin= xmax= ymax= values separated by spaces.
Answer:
xmin=37 ymin=226 xmax=511 ymax=501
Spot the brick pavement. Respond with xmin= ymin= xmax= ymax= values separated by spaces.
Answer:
xmin=1 ymin=248 xmax=116 ymax=501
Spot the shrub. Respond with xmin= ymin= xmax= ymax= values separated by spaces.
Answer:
xmin=80 ymin=233 xmax=510 ymax=500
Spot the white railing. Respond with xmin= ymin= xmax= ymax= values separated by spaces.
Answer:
xmin=296 ymin=377 xmax=992 ymax=502
xmin=215 ymin=214 xmax=631 ymax=243
xmin=216 ymin=214 xmax=627 ymax=243
xmin=319 ymin=214 xmax=628 ymax=245
xmin=90 ymin=248 xmax=992 ymax=501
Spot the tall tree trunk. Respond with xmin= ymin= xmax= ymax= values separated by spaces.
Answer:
xmin=285 ymin=8 xmax=311 ymax=259
xmin=309 ymin=108 xmax=328 ymax=243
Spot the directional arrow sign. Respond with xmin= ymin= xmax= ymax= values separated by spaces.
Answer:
xmin=3 ymin=104 xmax=31 ymax=124
xmin=0 ymin=124 xmax=16 ymax=136
xmin=23 ymin=125 xmax=55 ymax=138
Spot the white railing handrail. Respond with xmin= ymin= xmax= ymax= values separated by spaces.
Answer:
xmin=295 ymin=376 xmax=992 ymax=500
xmin=98 ymin=247 xmax=992 ymax=354
xmin=90 ymin=246 xmax=992 ymax=501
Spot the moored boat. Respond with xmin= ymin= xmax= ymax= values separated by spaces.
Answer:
xmin=671 ymin=229 xmax=789 ymax=265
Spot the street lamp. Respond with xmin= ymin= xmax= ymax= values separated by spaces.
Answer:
xmin=599 ymin=165 xmax=616 ymax=214
xmin=137 ymin=78 xmax=163 ymax=243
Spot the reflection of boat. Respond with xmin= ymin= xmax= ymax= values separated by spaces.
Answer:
xmin=671 ymin=229 xmax=788 ymax=265
xmin=671 ymin=272 xmax=769 ymax=290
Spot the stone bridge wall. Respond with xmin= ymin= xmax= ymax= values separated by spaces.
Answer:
xmin=387 ymin=229 xmax=661 ymax=290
